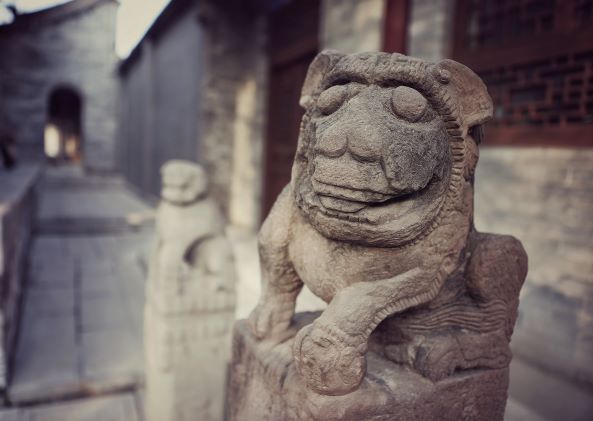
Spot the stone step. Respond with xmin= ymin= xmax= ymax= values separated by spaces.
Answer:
xmin=34 ymin=217 xmax=154 ymax=235
xmin=508 ymin=357 xmax=593 ymax=421
xmin=505 ymin=398 xmax=550 ymax=421
xmin=0 ymin=392 xmax=140 ymax=421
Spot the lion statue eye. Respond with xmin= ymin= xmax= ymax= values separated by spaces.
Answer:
xmin=391 ymin=86 xmax=428 ymax=122
xmin=317 ymin=85 xmax=348 ymax=115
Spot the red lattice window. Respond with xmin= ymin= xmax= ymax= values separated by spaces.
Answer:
xmin=453 ymin=0 xmax=593 ymax=146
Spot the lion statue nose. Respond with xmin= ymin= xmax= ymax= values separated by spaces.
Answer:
xmin=315 ymin=121 xmax=384 ymax=162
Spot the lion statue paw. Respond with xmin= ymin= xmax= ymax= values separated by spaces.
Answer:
xmin=293 ymin=323 xmax=366 ymax=396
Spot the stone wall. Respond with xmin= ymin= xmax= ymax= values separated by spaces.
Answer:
xmin=320 ymin=0 xmax=385 ymax=52
xmin=406 ymin=0 xmax=454 ymax=61
xmin=475 ymin=148 xmax=593 ymax=385
xmin=197 ymin=1 xmax=267 ymax=231
xmin=406 ymin=0 xmax=593 ymax=386
xmin=0 ymin=165 xmax=40 ymax=393
xmin=0 ymin=0 xmax=118 ymax=172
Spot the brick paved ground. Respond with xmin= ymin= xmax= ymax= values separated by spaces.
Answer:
xmin=3 ymin=166 xmax=152 ymax=419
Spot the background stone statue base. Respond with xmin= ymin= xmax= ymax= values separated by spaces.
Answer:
xmin=228 ymin=315 xmax=509 ymax=421
xmin=144 ymin=302 xmax=234 ymax=421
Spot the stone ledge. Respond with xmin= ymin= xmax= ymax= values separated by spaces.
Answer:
xmin=34 ymin=217 xmax=154 ymax=235
xmin=0 ymin=165 xmax=41 ymax=204
xmin=0 ymin=164 xmax=42 ymax=392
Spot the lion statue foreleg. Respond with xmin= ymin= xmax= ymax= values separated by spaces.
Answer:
xmin=248 ymin=187 xmax=304 ymax=340
xmin=292 ymin=265 xmax=449 ymax=395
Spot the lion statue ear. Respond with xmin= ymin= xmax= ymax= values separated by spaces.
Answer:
xmin=436 ymin=59 xmax=493 ymax=129
xmin=299 ymin=50 xmax=344 ymax=110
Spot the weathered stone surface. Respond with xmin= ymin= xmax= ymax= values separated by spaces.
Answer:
xmin=144 ymin=161 xmax=236 ymax=421
xmin=230 ymin=51 xmax=527 ymax=420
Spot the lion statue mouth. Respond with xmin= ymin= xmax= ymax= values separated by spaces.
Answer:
xmin=312 ymin=177 xmax=433 ymax=215
xmin=301 ymin=168 xmax=448 ymax=227
xmin=288 ymin=52 xmax=481 ymax=247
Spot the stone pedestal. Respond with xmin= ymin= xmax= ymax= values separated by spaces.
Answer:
xmin=144 ymin=296 xmax=234 ymax=421
xmin=229 ymin=316 xmax=509 ymax=421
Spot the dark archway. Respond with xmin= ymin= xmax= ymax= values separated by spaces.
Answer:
xmin=45 ymin=86 xmax=82 ymax=162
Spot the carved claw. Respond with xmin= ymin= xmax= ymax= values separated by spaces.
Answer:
xmin=247 ymin=301 xmax=293 ymax=340
xmin=293 ymin=323 xmax=366 ymax=396
xmin=414 ymin=340 xmax=461 ymax=382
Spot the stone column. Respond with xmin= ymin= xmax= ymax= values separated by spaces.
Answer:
xmin=144 ymin=160 xmax=236 ymax=421
xmin=228 ymin=51 xmax=527 ymax=421
xmin=320 ymin=0 xmax=385 ymax=53
xmin=406 ymin=0 xmax=455 ymax=61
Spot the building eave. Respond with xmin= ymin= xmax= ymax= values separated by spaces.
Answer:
xmin=0 ymin=0 xmax=117 ymax=33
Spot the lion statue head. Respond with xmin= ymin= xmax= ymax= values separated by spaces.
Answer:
xmin=292 ymin=50 xmax=493 ymax=247
xmin=161 ymin=160 xmax=208 ymax=206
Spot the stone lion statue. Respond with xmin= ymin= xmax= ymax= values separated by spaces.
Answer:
xmin=150 ymin=160 xmax=232 ymax=295
xmin=247 ymin=50 xmax=527 ymax=397
xmin=145 ymin=160 xmax=236 ymax=421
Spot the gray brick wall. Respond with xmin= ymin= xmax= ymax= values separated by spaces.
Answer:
xmin=0 ymin=0 xmax=118 ymax=172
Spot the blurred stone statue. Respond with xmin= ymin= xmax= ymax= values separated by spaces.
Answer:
xmin=229 ymin=51 xmax=527 ymax=421
xmin=144 ymin=160 xmax=236 ymax=421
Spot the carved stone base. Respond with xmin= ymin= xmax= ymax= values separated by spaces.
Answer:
xmin=228 ymin=316 xmax=509 ymax=421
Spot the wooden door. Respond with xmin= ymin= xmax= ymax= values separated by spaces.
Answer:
xmin=262 ymin=0 xmax=320 ymax=219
